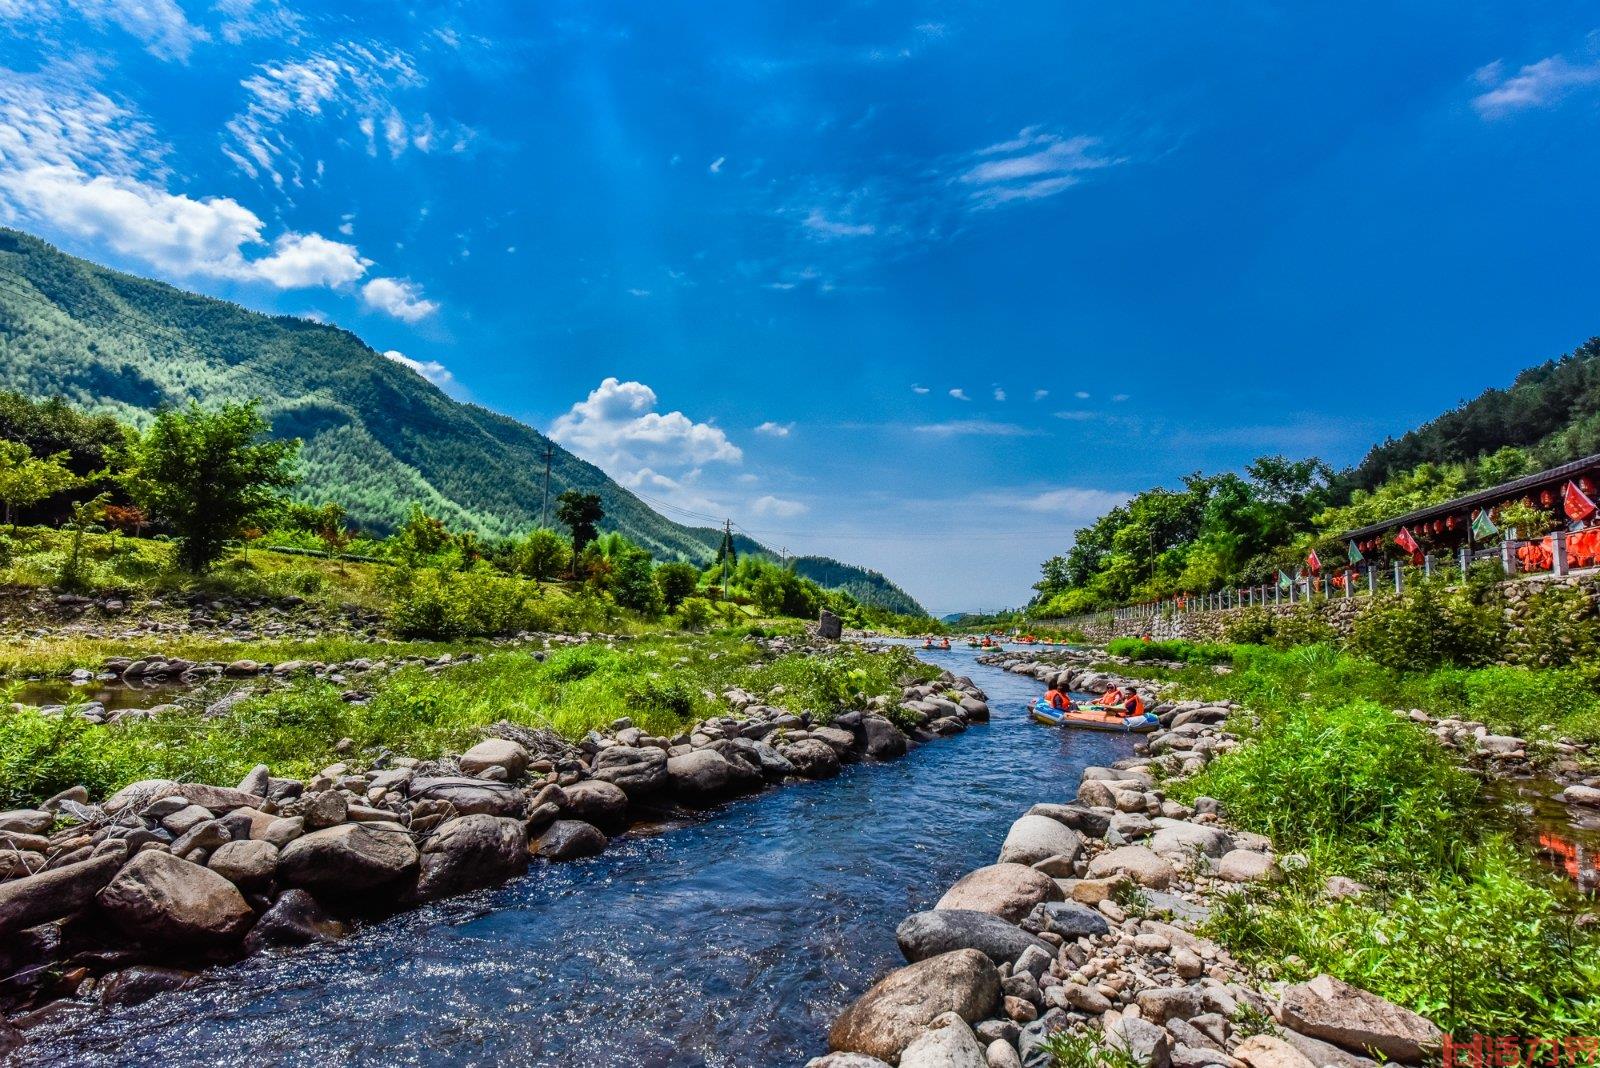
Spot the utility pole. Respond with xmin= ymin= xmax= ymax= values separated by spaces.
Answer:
xmin=780 ymin=546 xmax=788 ymax=567
xmin=539 ymin=441 xmax=553 ymax=529
xmin=723 ymin=519 xmax=733 ymax=599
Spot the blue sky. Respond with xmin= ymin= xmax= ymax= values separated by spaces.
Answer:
xmin=3 ymin=2 xmax=1599 ymax=613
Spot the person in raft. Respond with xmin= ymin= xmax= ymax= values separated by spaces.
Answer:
xmin=1100 ymin=685 xmax=1125 ymax=708
xmin=1121 ymin=692 xmax=1146 ymax=718
xmin=1043 ymin=685 xmax=1070 ymax=710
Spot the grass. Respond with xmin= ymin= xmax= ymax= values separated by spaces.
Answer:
xmin=0 ymin=634 xmax=939 ymax=808
xmin=1153 ymin=643 xmax=1600 ymax=1035
xmin=0 ymin=634 xmax=488 ymax=679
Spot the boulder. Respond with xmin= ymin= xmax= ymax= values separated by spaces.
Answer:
xmin=896 ymin=909 xmax=1054 ymax=966
xmin=900 ymin=1012 xmax=987 ymax=1068
xmin=104 ymin=778 xmax=180 ymax=814
xmin=997 ymin=815 xmax=1082 ymax=867
xmin=0 ymin=810 xmax=52 ymax=836
xmin=1233 ymin=1036 xmax=1315 ymax=1068
xmin=667 ymin=749 xmax=742 ymax=801
xmin=243 ymin=888 xmax=348 ymax=952
xmin=406 ymin=777 xmax=526 ymax=818
xmin=0 ymin=854 xmax=123 ymax=936
xmin=97 ymin=851 xmax=253 ymax=945
xmin=828 ymin=949 xmax=1001 ymax=1063
xmin=277 ymin=823 xmax=419 ymax=895
xmin=237 ymin=765 xmax=271 ymax=797
xmin=416 ymin=815 xmax=528 ymax=899
xmin=1103 ymin=1015 xmax=1172 ymax=1068
xmin=1148 ymin=820 xmax=1234 ymax=859
xmin=807 ymin=1055 xmax=893 ymax=1068
xmin=207 ymin=840 xmax=279 ymax=887
xmin=590 ymin=745 xmax=670 ymax=798
xmin=1028 ymin=803 xmax=1111 ymax=839
xmin=1559 ymin=784 xmax=1600 ymax=808
xmin=783 ymin=738 xmax=843 ymax=779
xmin=860 ymin=716 xmax=910 ymax=761
xmin=1026 ymin=900 xmax=1110 ymax=939
xmin=1086 ymin=846 xmax=1177 ymax=889
xmin=532 ymin=819 xmax=608 ymax=861
xmin=1217 ymin=850 xmax=1276 ymax=883
xmin=814 ymin=726 xmax=859 ymax=755
xmin=1278 ymin=1029 xmax=1379 ymax=1068
xmin=561 ymin=779 xmax=630 ymax=832
xmin=936 ymin=864 xmax=1063 ymax=924
xmin=459 ymin=739 xmax=529 ymax=779
xmin=174 ymin=783 xmax=267 ymax=814
xmin=1278 ymin=974 xmax=1442 ymax=1063
xmin=98 ymin=965 xmax=197 ymax=1008
xmin=1135 ymin=986 xmax=1204 ymax=1024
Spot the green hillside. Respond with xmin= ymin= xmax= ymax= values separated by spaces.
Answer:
xmin=0 ymin=228 xmax=926 ymax=615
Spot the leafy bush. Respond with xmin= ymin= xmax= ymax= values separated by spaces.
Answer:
xmin=1348 ymin=579 xmax=1504 ymax=669
xmin=384 ymin=566 xmax=551 ymax=638
xmin=1106 ymin=637 xmax=1232 ymax=664
xmin=1506 ymin=584 xmax=1600 ymax=669
xmin=1222 ymin=607 xmax=1277 ymax=646
xmin=1269 ymin=604 xmax=1336 ymax=648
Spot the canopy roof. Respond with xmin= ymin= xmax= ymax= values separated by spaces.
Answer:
xmin=1341 ymin=452 xmax=1600 ymax=541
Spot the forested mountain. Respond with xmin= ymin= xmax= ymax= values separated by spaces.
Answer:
xmin=789 ymin=556 xmax=924 ymax=617
xmin=1346 ymin=338 xmax=1600 ymax=492
xmin=0 ymin=228 xmax=925 ymax=615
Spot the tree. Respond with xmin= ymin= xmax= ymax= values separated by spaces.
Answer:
xmin=509 ymin=528 xmax=570 ymax=582
xmin=120 ymin=401 xmax=299 ymax=572
xmin=556 ymin=490 xmax=603 ymax=559
xmin=715 ymin=526 xmax=738 ymax=569
xmin=0 ymin=441 xmax=81 ymax=528
xmin=655 ymin=560 xmax=701 ymax=609
xmin=611 ymin=546 xmax=663 ymax=615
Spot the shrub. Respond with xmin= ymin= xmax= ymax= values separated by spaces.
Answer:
xmin=1222 ymin=606 xmax=1277 ymax=645
xmin=384 ymin=566 xmax=551 ymax=638
xmin=1268 ymin=604 xmax=1336 ymax=648
xmin=1106 ymin=637 xmax=1232 ymax=664
xmin=1506 ymin=584 xmax=1600 ymax=669
xmin=1348 ymin=579 xmax=1503 ymax=669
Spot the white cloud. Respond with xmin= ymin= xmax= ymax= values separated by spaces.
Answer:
xmin=1112 ymin=393 xmax=1129 ymax=402
xmin=361 ymin=276 xmax=439 ymax=321
xmin=960 ymin=128 xmax=1117 ymax=209
xmin=551 ymin=378 xmax=743 ymax=483
xmin=751 ymin=494 xmax=808 ymax=518
xmin=1472 ymin=53 xmax=1600 ymax=118
xmin=911 ymin=384 xmax=930 ymax=395
xmin=628 ymin=287 xmax=652 ymax=297
xmin=949 ymin=388 xmax=970 ymax=401
xmin=252 ymin=230 xmax=368 ymax=287
xmin=992 ymin=386 xmax=1007 ymax=401
xmin=213 ymin=0 xmax=303 ymax=45
xmin=1033 ymin=389 xmax=1049 ymax=400
xmin=1074 ymin=390 xmax=1090 ymax=399
xmin=383 ymin=349 xmax=454 ymax=389
xmin=802 ymin=208 xmax=875 ymax=238
xmin=223 ymin=42 xmax=465 ymax=189
xmin=1002 ymin=487 xmax=1133 ymax=516
xmin=913 ymin=420 xmax=1044 ymax=438
xmin=708 ymin=155 xmax=725 ymax=174
xmin=68 ymin=0 xmax=208 ymax=61
xmin=754 ymin=421 xmax=793 ymax=437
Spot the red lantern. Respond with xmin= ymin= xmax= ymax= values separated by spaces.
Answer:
xmin=1540 ymin=489 xmax=1554 ymax=507
xmin=1446 ymin=516 xmax=1456 ymax=531
xmin=1582 ymin=476 xmax=1596 ymax=495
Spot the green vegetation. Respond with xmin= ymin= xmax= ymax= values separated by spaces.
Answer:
xmin=1103 ymin=637 xmax=1232 ymax=664
xmin=0 ymin=228 xmax=924 ymax=615
xmin=1149 ymin=644 xmax=1600 ymax=1034
xmin=120 ymin=401 xmax=299 ymax=571
xmin=0 ymin=635 xmax=938 ymax=808
xmin=1029 ymin=336 xmax=1600 ymax=617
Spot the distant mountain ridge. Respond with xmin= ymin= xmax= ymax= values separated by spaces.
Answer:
xmin=0 ymin=227 xmax=927 ymax=616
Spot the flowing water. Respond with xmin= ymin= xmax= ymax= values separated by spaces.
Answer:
xmin=22 ymin=644 xmax=1135 ymax=1067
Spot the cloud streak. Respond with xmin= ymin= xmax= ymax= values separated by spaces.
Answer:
xmin=1473 ymin=53 xmax=1600 ymax=117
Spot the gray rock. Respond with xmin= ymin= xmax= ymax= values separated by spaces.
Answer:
xmin=406 ymin=776 xmax=526 ymax=818
xmin=828 ymin=949 xmax=1001 ymax=1063
xmin=1217 ymin=850 xmax=1276 ymax=883
xmin=97 ymin=851 xmax=253 ymax=945
xmin=1103 ymin=1015 xmax=1172 ymax=1068
xmin=860 ymin=716 xmax=909 ymax=761
xmin=806 ymin=1055 xmax=893 ymax=1068
xmin=302 ymin=791 xmax=348 ymax=829
xmin=1233 ymin=1036 xmax=1315 ymax=1068
xmin=243 ymin=888 xmax=348 ymax=952
xmin=0 ymin=810 xmax=52 ymax=836
xmin=1278 ymin=1028 xmax=1380 ymax=1068
xmin=277 ymin=823 xmax=419 ymax=895
xmin=460 ymin=738 xmax=529 ymax=779
xmin=207 ymin=840 xmax=279 ymax=887
xmin=416 ymin=814 xmax=527 ymax=899
xmin=98 ymin=965 xmax=197 ymax=1008
xmin=0 ymin=854 xmax=123 ymax=936
xmin=1025 ymin=900 xmax=1109 ymax=939
xmin=897 ymin=910 xmax=1054 ymax=966
xmin=936 ymin=864 xmax=1064 ymax=924
xmin=590 ymin=745 xmax=670 ymax=798
xmin=1086 ymin=846 xmax=1177 ymax=889
xmin=237 ymin=765 xmax=271 ymax=797
xmin=1136 ymin=986 xmax=1205 ymax=1024
xmin=667 ymin=749 xmax=742 ymax=800
xmin=532 ymin=819 xmax=608 ymax=861
xmin=561 ymin=779 xmax=629 ymax=832
xmin=1278 ymin=974 xmax=1442 ymax=1063
xmin=1148 ymin=820 xmax=1234 ymax=859
xmin=782 ymin=738 xmax=843 ymax=778
xmin=1027 ymin=803 xmax=1111 ymax=839
xmin=997 ymin=815 xmax=1083 ymax=867
xmin=901 ymin=1012 xmax=988 ymax=1068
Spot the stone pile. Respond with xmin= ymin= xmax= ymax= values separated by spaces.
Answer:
xmin=811 ymin=666 xmax=1443 ymax=1068
xmin=0 ymin=649 xmax=990 ymax=1051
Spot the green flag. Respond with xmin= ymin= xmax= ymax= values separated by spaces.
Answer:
xmin=1471 ymin=509 xmax=1498 ymax=540
xmin=1347 ymin=539 xmax=1364 ymax=565
xmin=1277 ymin=569 xmax=1292 ymax=590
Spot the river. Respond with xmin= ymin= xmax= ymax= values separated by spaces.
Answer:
xmin=23 ymin=644 xmax=1135 ymax=1067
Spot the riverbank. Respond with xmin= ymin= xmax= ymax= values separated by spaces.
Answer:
xmin=811 ymin=647 xmax=1600 ymax=1067
xmin=0 ymin=636 xmax=988 ymax=1058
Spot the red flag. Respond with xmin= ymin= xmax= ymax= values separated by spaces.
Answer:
xmin=1564 ymin=480 xmax=1596 ymax=522
xmin=1395 ymin=526 xmax=1419 ymax=553
xmin=1306 ymin=549 xmax=1321 ymax=572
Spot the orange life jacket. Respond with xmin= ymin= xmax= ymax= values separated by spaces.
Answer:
xmin=1102 ymin=687 xmax=1124 ymax=707
xmin=1044 ymin=689 xmax=1068 ymax=710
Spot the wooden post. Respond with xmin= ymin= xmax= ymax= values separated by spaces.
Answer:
xmin=1423 ymin=553 xmax=1433 ymax=577
xmin=1393 ymin=561 xmax=1402 ymax=593
xmin=1343 ymin=571 xmax=1351 ymax=600
xmin=1502 ymin=540 xmax=1514 ymax=575
xmin=1367 ymin=566 xmax=1375 ymax=595
xmin=1554 ymin=530 xmax=1568 ymax=577
xmin=1459 ymin=546 xmax=1469 ymax=578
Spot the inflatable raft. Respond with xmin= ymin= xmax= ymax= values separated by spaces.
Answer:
xmin=1030 ymin=699 xmax=1160 ymax=733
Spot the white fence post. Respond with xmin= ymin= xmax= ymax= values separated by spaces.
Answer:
xmin=1393 ymin=561 xmax=1402 ymax=593
xmin=1502 ymin=540 xmax=1514 ymax=574
xmin=1554 ymin=531 xmax=1569 ymax=577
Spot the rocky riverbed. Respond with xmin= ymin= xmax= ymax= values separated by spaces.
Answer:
xmin=0 ymin=637 xmax=989 ymax=1060
xmin=809 ymin=655 xmax=1447 ymax=1068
